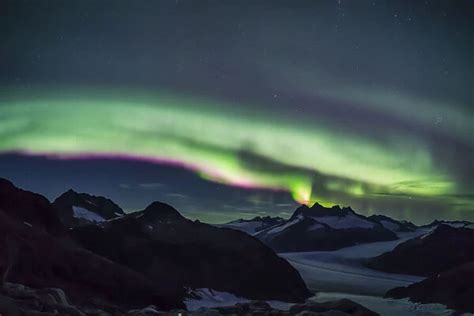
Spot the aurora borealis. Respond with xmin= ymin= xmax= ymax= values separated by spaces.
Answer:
xmin=1 ymin=1 xmax=473 ymax=223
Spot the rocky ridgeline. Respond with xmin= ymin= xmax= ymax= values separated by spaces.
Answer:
xmin=0 ymin=282 xmax=378 ymax=315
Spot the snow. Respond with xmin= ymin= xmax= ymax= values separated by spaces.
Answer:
xmin=311 ymin=214 xmax=375 ymax=229
xmin=72 ymin=206 xmax=106 ymax=223
xmin=266 ymin=216 xmax=302 ymax=234
xmin=464 ymin=223 xmax=474 ymax=229
xmin=185 ymin=288 xmax=291 ymax=311
xmin=23 ymin=221 xmax=32 ymax=227
xmin=84 ymin=200 xmax=97 ymax=206
xmin=311 ymin=292 xmax=463 ymax=316
xmin=380 ymin=220 xmax=400 ymax=231
xmin=114 ymin=212 xmax=123 ymax=217
xmin=220 ymin=221 xmax=265 ymax=234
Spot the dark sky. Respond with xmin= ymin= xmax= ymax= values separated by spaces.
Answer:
xmin=0 ymin=0 xmax=473 ymax=224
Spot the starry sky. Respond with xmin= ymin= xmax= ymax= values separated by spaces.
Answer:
xmin=0 ymin=0 xmax=473 ymax=224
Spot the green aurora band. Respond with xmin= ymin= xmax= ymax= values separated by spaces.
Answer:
xmin=0 ymin=88 xmax=471 ymax=215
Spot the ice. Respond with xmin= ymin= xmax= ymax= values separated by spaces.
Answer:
xmin=280 ymin=231 xmax=426 ymax=296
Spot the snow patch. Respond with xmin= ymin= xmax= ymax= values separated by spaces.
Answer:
xmin=84 ymin=200 xmax=97 ymax=206
xmin=312 ymin=214 xmax=375 ymax=229
xmin=185 ymin=288 xmax=291 ymax=312
xmin=380 ymin=220 xmax=400 ymax=231
xmin=266 ymin=216 xmax=302 ymax=234
xmin=72 ymin=206 xmax=106 ymax=223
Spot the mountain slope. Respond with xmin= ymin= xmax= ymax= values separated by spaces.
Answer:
xmin=217 ymin=216 xmax=285 ymax=234
xmin=367 ymin=224 xmax=474 ymax=276
xmin=71 ymin=201 xmax=311 ymax=303
xmin=0 ymin=178 xmax=64 ymax=234
xmin=53 ymin=189 xmax=125 ymax=227
xmin=386 ymin=262 xmax=474 ymax=314
xmin=0 ymin=178 xmax=184 ymax=310
xmin=255 ymin=204 xmax=398 ymax=252
xmin=367 ymin=214 xmax=417 ymax=233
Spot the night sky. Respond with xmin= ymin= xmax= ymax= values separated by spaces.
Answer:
xmin=1 ymin=0 xmax=473 ymax=224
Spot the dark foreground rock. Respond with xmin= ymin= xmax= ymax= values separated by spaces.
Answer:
xmin=0 ymin=282 xmax=378 ymax=315
xmin=367 ymin=224 xmax=474 ymax=276
xmin=190 ymin=299 xmax=378 ymax=316
xmin=72 ymin=201 xmax=311 ymax=303
xmin=386 ymin=262 xmax=474 ymax=314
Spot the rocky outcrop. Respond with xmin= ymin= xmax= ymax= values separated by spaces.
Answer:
xmin=386 ymin=262 xmax=474 ymax=314
xmin=71 ymin=201 xmax=311 ymax=303
xmin=53 ymin=189 xmax=125 ymax=227
xmin=255 ymin=204 xmax=397 ymax=252
xmin=367 ymin=224 xmax=474 ymax=276
xmin=190 ymin=299 xmax=378 ymax=315
xmin=0 ymin=282 xmax=378 ymax=315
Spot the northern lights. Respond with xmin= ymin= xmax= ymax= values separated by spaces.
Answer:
xmin=0 ymin=89 xmax=471 ymax=215
xmin=1 ymin=0 xmax=473 ymax=223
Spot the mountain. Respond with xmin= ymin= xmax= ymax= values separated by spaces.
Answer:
xmin=386 ymin=262 xmax=474 ymax=314
xmin=0 ymin=178 xmax=184 ymax=310
xmin=367 ymin=224 xmax=474 ymax=276
xmin=0 ymin=178 xmax=64 ymax=234
xmin=421 ymin=219 xmax=474 ymax=229
xmin=53 ymin=189 xmax=125 ymax=227
xmin=70 ymin=201 xmax=311 ymax=303
xmin=367 ymin=214 xmax=417 ymax=233
xmin=217 ymin=216 xmax=285 ymax=234
xmin=255 ymin=203 xmax=398 ymax=252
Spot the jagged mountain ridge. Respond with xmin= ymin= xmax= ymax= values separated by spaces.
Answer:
xmin=254 ymin=203 xmax=400 ymax=252
xmin=53 ymin=189 xmax=125 ymax=227
xmin=217 ymin=215 xmax=285 ymax=234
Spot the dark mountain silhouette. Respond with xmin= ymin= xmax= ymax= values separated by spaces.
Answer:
xmin=367 ymin=224 xmax=474 ymax=276
xmin=0 ymin=178 xmax=310 ymax=310
xmin=255 ymin=204 xmax=397 ymax=252
xmin=0 ymin=178 xmax=184 ymax=310
xmin=386 ymin=262 xmax=474 ymax=314
xmin=53 ymin=189 xmax=125 ymax=227
xmin=0 ymin=178 xmax=64 ymax=235
xmin=71 ymin=201 xmax=312 ymax=303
